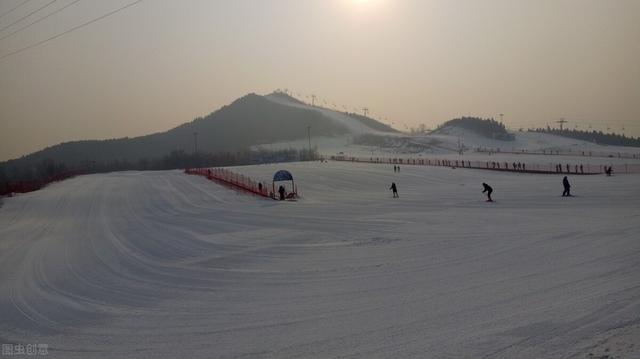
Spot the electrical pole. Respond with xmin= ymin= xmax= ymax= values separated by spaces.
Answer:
xmin=499 ymin=113 xmax=504 ymax=123
xmin=363 ymin=108 xmax=369 ymax=117
xmin=556 ymin=118 xmax=567 ymax=131
xmin=311 ymin=95 xmax=316 ymax=107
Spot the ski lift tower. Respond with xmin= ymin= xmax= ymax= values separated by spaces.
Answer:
xmin=556 ymin=118 xmax=568 ymax=131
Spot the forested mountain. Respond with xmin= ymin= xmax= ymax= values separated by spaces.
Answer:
xmin=1 ymin=93 xmax=357 ymax=182
xmin=435 ymin=117 xmax=515 ymax=141
xmin=529 ymin=128 xmax=640 ymax=147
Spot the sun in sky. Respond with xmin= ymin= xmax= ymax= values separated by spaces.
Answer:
xmin=353 ymin=0 xmax=379 ymax=8
xmin=346 ymin=0 xmax=386 ymax=16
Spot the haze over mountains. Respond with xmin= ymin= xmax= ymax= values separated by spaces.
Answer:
xmin=0 ymin=92 xmax=396 ymax=174
xmin=3 ymin=89 xmax=639 ymax=185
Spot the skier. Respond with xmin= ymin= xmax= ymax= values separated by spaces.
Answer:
xmin=278 ymin=185 xmax=286 ymax=201
xmin=562 ymin=176 xmax=572 ymax=197
xmin=606 ymin=166 xmax=613 ymax=176
xmin=390 ymin=182 xmax=399 ymax=198
xmin=482 ymin=183 xmax=493 ymax=202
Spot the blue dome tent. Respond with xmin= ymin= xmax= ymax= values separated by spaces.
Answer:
xmin=273 ymin=170 xmax=294 ymax=182
xmin=272 ymin=170 xmax=297 ymax=200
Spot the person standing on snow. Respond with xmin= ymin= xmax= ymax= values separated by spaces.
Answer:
xmin=562 ymin=176 xmax=572 ymax=197
xmin=482 ymin=183 xmax=493 ymax=202
xmin=278 ymin=185 xmax=286 ymax=200
xmin=390 ymin=182 xmax=399 ymax=198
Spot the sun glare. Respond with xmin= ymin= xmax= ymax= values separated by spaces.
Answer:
xmin=354 ymin=0 xmax=373 ymax=6
xmin=348 ymin=0 xmax=384 ymax=14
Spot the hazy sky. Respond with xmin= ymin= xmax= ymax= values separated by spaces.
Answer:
xmin=1 ymin=0 xmax=639 ymax=160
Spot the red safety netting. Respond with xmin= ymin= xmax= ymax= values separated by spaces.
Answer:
xmin=1 ymin=171 xmax=80 ymax=196
xmin=473 ymin=147 xmax=640 ymax=160
xmin=329 ymin=155 xmax=640 ymax=175
xmin=185 ymin=167 xmax=272 ymax=198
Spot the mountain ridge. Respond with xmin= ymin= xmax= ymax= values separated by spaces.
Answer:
xmin=0 ymin=92 xmax=395 ymax=180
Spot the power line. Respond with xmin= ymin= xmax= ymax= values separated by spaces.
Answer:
xmin=0 ymin=0 xmax=34 ymax=20
xmin=0 ymin=0 xmax=58 ymax=33
xmin=0 ymin=0 xmax=83 ymax=42
xmin=0 ymin=0 xmax=143 ymax=61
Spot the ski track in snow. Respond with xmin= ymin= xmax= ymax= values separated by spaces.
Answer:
xmin=0 ymin=163 xmax=639 ymax=358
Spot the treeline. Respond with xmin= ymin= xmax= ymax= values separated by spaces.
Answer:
xmin=440 ymin=117 xmax=515 ymax=141
xmin=0 ymin=147 xmax=319 ymax=191
xmin=529 ymin=128 xmax=640 ymax=148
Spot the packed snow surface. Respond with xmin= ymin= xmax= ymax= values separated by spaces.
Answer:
xmin=1 ymin=162 xmax=639 ymax=358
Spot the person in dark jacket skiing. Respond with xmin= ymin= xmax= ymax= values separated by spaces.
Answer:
xmin=482 ymin=183 xmax=493 ymax=202
xmin=278 ymin=185 xmax=286 ymax=201
xmin=562 ymin=176 xmax=571 ymax=197
xmin=390 ymin=182 xmax=398 ymax=198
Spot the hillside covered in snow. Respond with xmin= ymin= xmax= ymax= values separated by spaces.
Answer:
xmin=1 ymin=161 xmax=639 ymax=358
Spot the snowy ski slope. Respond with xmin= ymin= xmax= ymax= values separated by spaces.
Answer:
xmin=430 ymin=126 xmax=640 ymax=157
xmin=265 ymin=93 xmax=388 ymax=135
xmin=0 ymin=162 xmax=639 ymax=358
xmin=253 ymin=98 xmax=640 ymax=165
